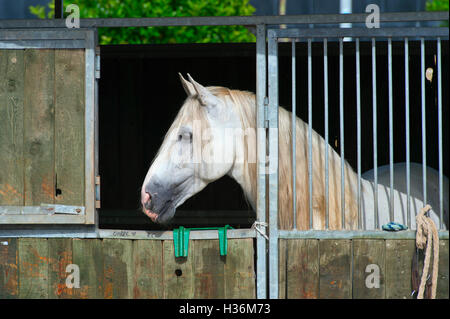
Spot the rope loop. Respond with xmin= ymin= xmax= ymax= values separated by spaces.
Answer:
xmin=415 ymin=205 xmax=439 ymax=299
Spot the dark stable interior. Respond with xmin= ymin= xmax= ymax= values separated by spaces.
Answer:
xmin=98 ymin=41 xmax=448 ymax=231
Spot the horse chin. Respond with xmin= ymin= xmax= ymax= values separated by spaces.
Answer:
xmin=152 ymin=204 xmax=176 ymax=224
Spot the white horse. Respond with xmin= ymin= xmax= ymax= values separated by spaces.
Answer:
xmin=141 ymin=74 xmax=447 ymax=230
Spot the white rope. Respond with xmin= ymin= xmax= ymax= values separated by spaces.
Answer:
xmin=252 ymin=221 xmax=269 ymax=241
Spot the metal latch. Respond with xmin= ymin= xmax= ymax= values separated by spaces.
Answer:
xmin=173 ymin=225 xmax=234 ymax=258
xmin=41 ymin=204 xmax=85 ymax=215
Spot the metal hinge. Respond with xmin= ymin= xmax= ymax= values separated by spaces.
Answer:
xmin=95 ymin=51 xmax=100 ymax=79
xmin=264 ymin=96 xmax=269 ymax=128
xmin=41 ymin=204 xmax=85 ymax=215
xmin=95 ymin=175 xmax=101 ymax=209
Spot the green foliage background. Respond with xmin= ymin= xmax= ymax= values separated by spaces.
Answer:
xmin=29 ymin=0 xmax=256 ymax=44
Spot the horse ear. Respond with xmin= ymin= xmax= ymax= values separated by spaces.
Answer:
xmin=179 ymin=73 xmax=196 ymax=96
xmin=187 ymin=73 xmax=219 ymax=107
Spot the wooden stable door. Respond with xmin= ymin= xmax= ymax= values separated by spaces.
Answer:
xmin=0 ymin=29 xmax=98 ymax=224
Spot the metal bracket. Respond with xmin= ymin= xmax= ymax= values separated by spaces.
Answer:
xmin=95 ymin=49 xmax=100 ymax=79
xmin=173 ymin=225 xmax=234 ymax=258
xmin=95 ymin=175 xmax=101 ymax=209
xmin=264 ymin=96 xmax=269 ymax=128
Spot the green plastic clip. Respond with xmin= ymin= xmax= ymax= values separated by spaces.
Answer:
xmin=173 ymin=225 xmax=233 ymax=258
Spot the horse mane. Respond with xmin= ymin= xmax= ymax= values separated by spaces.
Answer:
xmin=164 ymin=86 xmax=359 ymax=230
xmin=212 ymin=87 xmax=359 ymax=230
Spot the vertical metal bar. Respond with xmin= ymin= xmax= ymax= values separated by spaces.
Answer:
xmin=255 ymin=24 xmax=267 ymax=299
xmin=340 ymin=38 xmax=345 ymax=229
xmin=437 ymin=37 xmax=443 ymax=229
xmin=291 ymin=39 xmax=297 ymax=230
xmin=421 ymin=37 xmax=427 ymax=207
xmin=356 ymin=38 xmax=362 ymax=229
xmin=405 ymin=38 xmax=411 ymax=229
xmin=388 ymin=37 xmax=394 ymax=222
xmin=308 ymin=38 xmax=313 ymax=229
xmin=267 ymin=30 xmax=279 ymax=299
xmin=54 ymin=0 xmax=63 ymax=19
xmin=85 ymin=29 xmax=96 ymax=225
xmin=324 ymin=38 xmax=329 ymax=229
xmin=372 ymin=38 xmax=378 ymax=229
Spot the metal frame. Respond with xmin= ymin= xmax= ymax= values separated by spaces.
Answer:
xmin=0 ymin=11 xmax=447 ymax=28
xmin=0 ymin=12 xmax=448 ymax=300
xmin=266 ymin=24 xmax=448 ymax=298
xmin=0 ymin=28 xmax=98 ymax=225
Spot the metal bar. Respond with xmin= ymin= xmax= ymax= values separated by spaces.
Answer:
xmin=1 ymin=12 xmax=448 ymax=29
xmin=54 ymin=0 xmax=64 ymax=19
xmin=0 ymin=40 xmax=86 ymax=49
xmin=278 ymin=230 xmax=449 ymax=240
xmin=291 ymin=39 xmax=297 ymax=230
xmin=421 ymin=37 xmax=427 ymax=206
xmin=0 ymin=226 xmax=98 ymax=238
xmin=0 ymin=29 xmax=88 ymax=40
xmin=99 ymin=228 xmax=256 ymax=240
xmin=437 ymin=37 xmax=443 ymax=229
xmin=308 ymin=38 xmax=313 ymax=229
xmin=356 ymin=38 xmax=362 ymax=229
xmin=324 ymin=38 xmax=329 ymax=229
xmin=388 ymin=37 xmax=394 ymax=222
xmin=255 ymin=24 xmax=267 ymax=299
xmin=267 ymin=30 xmax=279 ymax=299
xmin=372 ymin=38 xmax=379 ymax=229
xmin=85 ymin=29 xmax=96 ymax=225
xmin=405 ymin=38 xmax=411 ymax=229
xmin=272 ymin=27 xmax=449 ymax=39
xmin=339 ymin=38 xmax=345 ymax=229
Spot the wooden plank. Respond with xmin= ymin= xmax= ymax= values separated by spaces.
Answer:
xmin=319 ymin=239 xmax=352 ymax=298
xmin=72 ymin=238 xmax=103 ymax=298
xmin=193 ymin=239 xmax=225 ymax=298
xmin=437 ymin=239 xmax=449 ymax=299
xmin=23 ymin=49 xmax=55 ymax=206
xmin=132 ymin=240 xmax=163 ymax=299
xmin=0 ymin=238 xmax=18 ymax=298
xmin=278 ymin=239 xmax=287 ymax=299
xmin=48 ymin=238 xmax=73 ymax=299
xmin=162 ymin=240 xmax=194 ymax=298
xmin=284 ymin=239 xmax=319 ymax=299
xmin=103 ymin=239 xmax=133 ymax=298
xmin=224 ymin=238 xmax=255 ymax=298
xmin=18 ymin=238 xmax=49 ymax=299
xmin=0 ymin=50 xmax=24 ymax=206
xmin=385 ymin=239 xmax=415 ymax=299
xmin=54 ymin=49 xmax=85 ymax=207
xmin=352 ymin=239 xmax=385 ymax=299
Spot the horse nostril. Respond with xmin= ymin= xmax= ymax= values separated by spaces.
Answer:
xmin=146 ymin=192 xmax=152 ymax=201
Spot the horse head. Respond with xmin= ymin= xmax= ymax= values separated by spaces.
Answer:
xmin=140 ymin=74 xmax=254 ymax=224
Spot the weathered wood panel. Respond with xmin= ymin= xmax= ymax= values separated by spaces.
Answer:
xmin=0 ymin=238 xmax=18 ymax=298
xmin=18 ymin=238 xmax=49 ymax=298
xmin=352 ymin=239 xmax=386 ymax=298
xmin=224 ymin=238 xmax=255 ymax=298
xmin=54 ymin=49 xmax=85 ymax=206
xmin=23 ymin=49 xmax=55 ymax=206
xmin=132 ymin=240 xmax=163 ymax=299
xmin=193 ymin=239 xmax=225 ymax=298
xmin=162 ymin=240 xmax=195 ymax=298
xmin=103 ymin=239 xmax=134 ymax=298
xmin=280 ymin=239 xmax=319 ymax=299
xmin=48 ymin=238 xmax=73 ymax=299
xmin=0 ymin=50 xmax=24 ymax=206
xmin=385 ymin=239 xmax=416 ymax=299
xmin=72 ymin=238 xmax=103 ymax=298
xmin=437 ymin=239 xmax=449 ymax=299
xmin=319 ymin=239 xmax=352 ymax=298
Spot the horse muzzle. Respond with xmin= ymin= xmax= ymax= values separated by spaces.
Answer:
xmin=141 ymin=179 xmax=175 ymax=223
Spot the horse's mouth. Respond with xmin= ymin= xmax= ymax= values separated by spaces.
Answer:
xmin=142 ymin=200 xmax=173 ymax=223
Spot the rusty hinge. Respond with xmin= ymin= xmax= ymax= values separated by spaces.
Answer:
xmin=95 ymin=175 xmax=101 ymax=208
xmin=95 ymin=49 xmax=100 ymax=79
xmin=264 ymin=96 xmax=269 ymax=128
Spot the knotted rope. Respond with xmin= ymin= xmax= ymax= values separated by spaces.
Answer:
xmin=415 ymin=204 xmax=439 ymax=299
